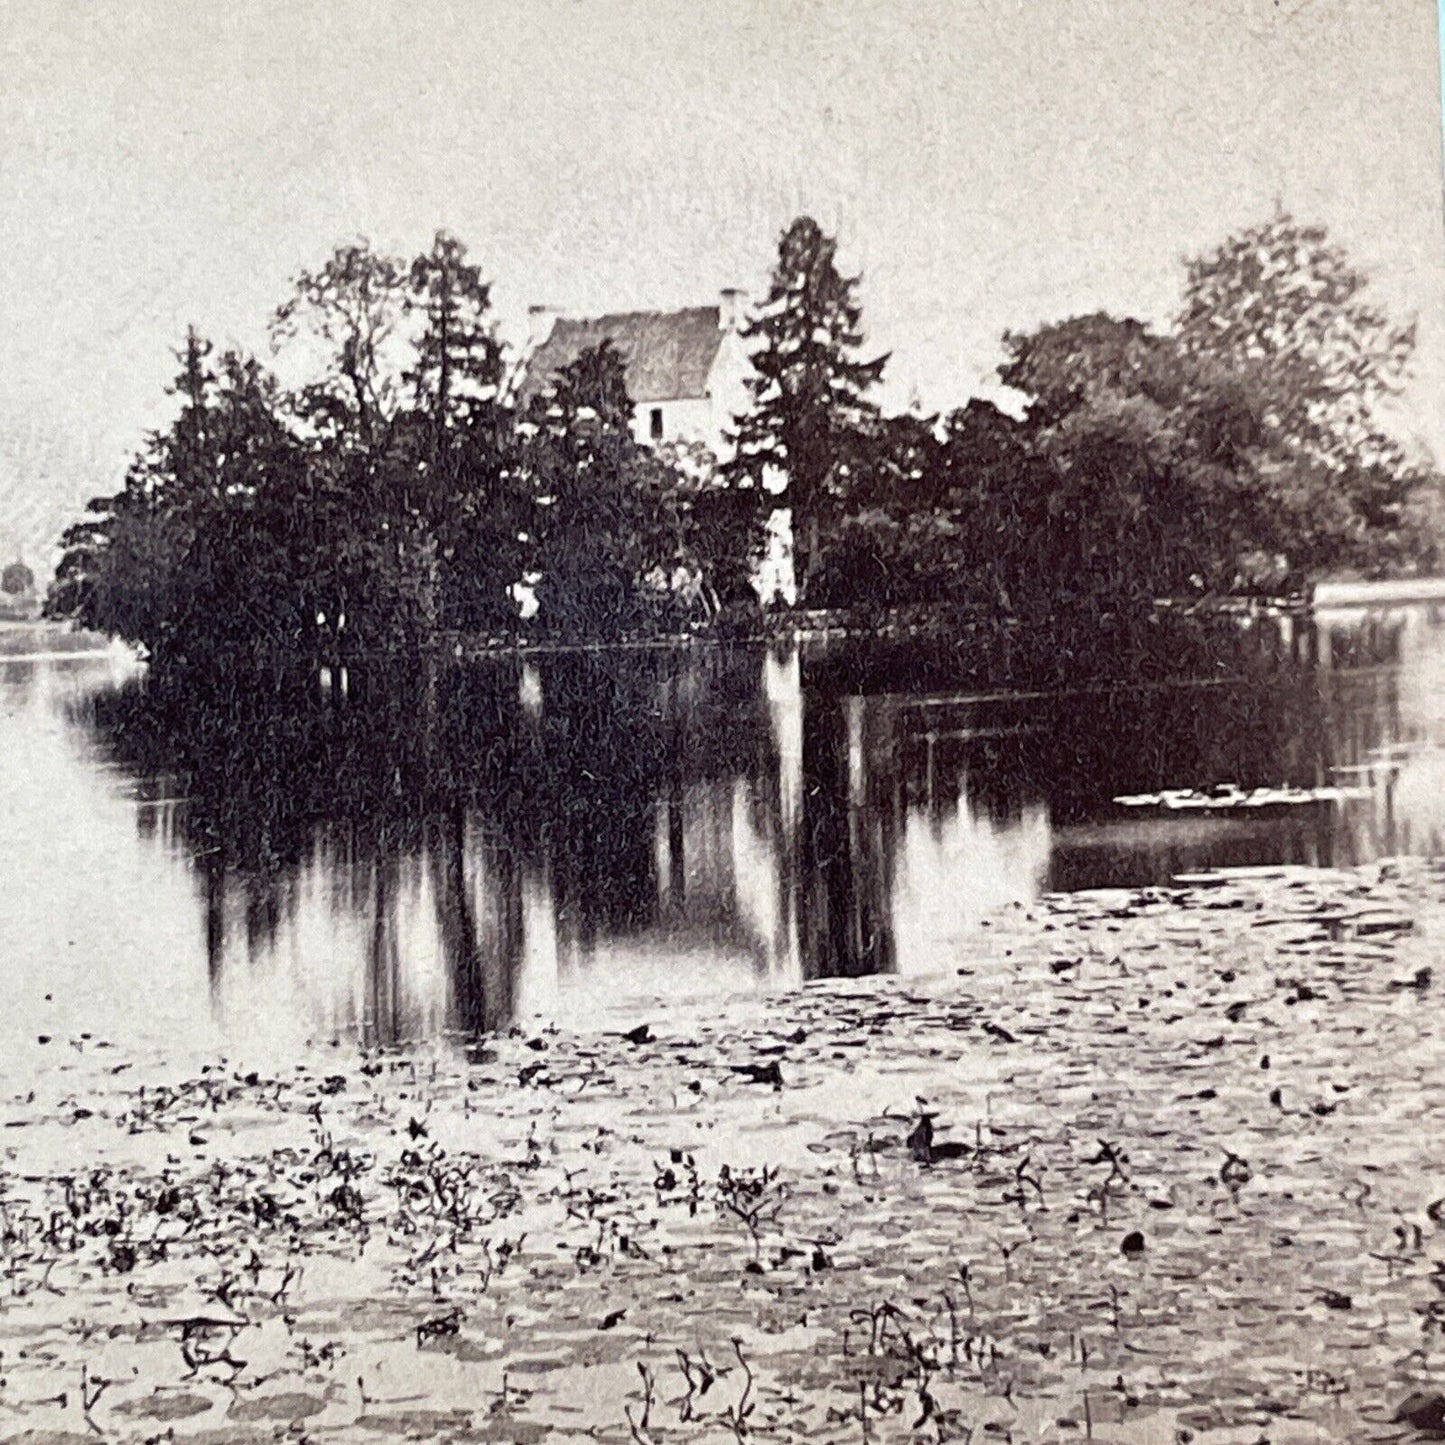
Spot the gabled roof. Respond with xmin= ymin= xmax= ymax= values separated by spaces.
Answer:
xmin=519 ymin=306 xmax=725 ymax=405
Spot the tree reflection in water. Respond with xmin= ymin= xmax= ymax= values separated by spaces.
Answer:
xmin=70 ymin=607 xmax=1444 ymax=1043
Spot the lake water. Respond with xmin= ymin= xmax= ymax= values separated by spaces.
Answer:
xmin=4 ymin=606 xmax=1445 ymax=1058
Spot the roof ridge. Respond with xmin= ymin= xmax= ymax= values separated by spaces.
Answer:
xmin=555 ymin=303 xmax=719 ymax=325
xmin=521 ymin=304 xmax=728 ymax=404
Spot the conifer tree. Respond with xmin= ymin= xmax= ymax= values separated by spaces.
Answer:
xmin=404 ymin=232 xmax=519 ymax=629
xmin=727 ymin=216 xmax=887 ymax=602
xmin=407 ymin=231 xmax=506 ymax=460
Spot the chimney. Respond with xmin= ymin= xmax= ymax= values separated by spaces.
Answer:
xmin=719 ymin=287 xmax=747 ymax=333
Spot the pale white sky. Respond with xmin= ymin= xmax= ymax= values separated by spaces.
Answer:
xmin=2 ymin=0 xmax=1443 ymax=557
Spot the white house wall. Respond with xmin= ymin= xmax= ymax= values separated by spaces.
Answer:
xmin=629 ymin=396 xmax=717 ymax=452
xmin=627 ymin=327 xmax=754 ymax=459
xmin=706 ymin=329 xmax=753 ymax=457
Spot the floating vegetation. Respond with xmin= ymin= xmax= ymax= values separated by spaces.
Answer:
xmin=0 ymin=857 xmax=1443 ymax=1440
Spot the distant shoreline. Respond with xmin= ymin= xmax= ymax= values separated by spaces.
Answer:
xmin=0 ymin=618 xmax=118 ymax=658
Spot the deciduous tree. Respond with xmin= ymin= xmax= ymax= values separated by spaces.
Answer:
xmin=1176 ymin=212 xmax=1441 ymax=579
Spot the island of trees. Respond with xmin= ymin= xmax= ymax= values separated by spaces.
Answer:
xmin=48 ymin=213 xmax=1443 ymax=662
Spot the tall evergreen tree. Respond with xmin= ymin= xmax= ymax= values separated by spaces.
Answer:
xmin=48 ymin=335 xmax=306 ymax=657
xmin=726 ymin=216 xmax=888 ymax=603
xmin=406 ymin=231 xmax=505 ymax=456
xmin=404 ymin=232 xmax=520 ymax=630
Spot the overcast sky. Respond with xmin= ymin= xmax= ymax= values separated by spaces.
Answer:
xmin=2 ymin=0 xmax=1443 ymax=552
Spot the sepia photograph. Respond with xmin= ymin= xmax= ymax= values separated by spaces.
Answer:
xmin=3 ymin=1 xmax=1445 ymax=1439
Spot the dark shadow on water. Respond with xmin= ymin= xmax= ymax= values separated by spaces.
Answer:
xmin=61 ymin=606 xmax=1445 ymax=1041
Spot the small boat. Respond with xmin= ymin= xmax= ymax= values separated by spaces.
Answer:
xmin=1113 ymin=783 xmax=1371 ymax=813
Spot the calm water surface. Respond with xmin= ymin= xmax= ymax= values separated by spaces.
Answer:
xmin=4 ymin=607 xmax=1445 ymax=1058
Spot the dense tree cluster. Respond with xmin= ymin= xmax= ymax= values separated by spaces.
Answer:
xmin=50 ymin=213 xmax=1442 ymax=658
xmin=50 ymin=234 xmax=749 ymax=660
xmin=800 ymin=212 xmax=1443 ymax=612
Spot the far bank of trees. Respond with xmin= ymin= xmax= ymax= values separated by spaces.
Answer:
xmin=49 ymin=213 xmax=1444 ymax=660
xmin=790 ymin=212 xmax=1442 ymax=615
